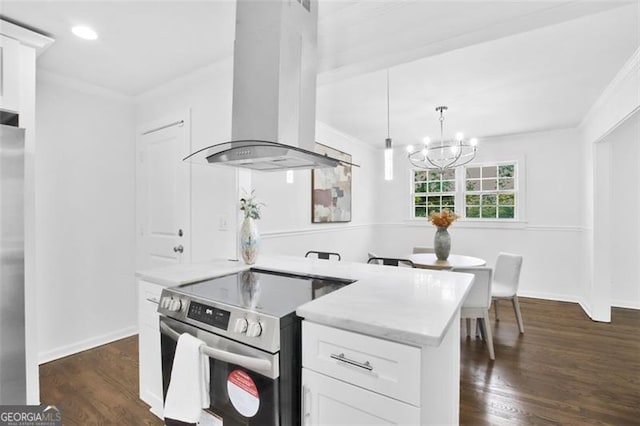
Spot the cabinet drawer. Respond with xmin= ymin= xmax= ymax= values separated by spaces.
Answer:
xmin=302 ymin=321 xmax=421 ymax=406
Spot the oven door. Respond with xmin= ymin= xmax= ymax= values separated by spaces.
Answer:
xmin=160 ymin=316 xmax=281 ymax=426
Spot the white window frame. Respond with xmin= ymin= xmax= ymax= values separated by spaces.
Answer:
xmin=409 ymin=157 xmax=526 ymax=227
xmin=462 ymin=160 xmax=519 ymax=221
xmin=410 ymin=169 xmax=457 ymax=219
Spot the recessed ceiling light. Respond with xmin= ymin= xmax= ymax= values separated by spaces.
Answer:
xmin=71 ymin=26 xmax=98 ymax=40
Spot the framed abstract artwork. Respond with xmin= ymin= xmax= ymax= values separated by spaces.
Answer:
xmin=311 ymin=143 xmax=352 ymax=223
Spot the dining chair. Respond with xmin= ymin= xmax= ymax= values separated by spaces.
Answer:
xmin=412 ymin=247 xmax=435 ymax=254
xmin=367 ymin=257 xmax=415 ymax=267
xmin=305 ymin=251 xmax=341 ymax=261
xmin=491 ymin=252 xmax=524 ymax=333
xmin=453 ymin=267 xmax=495 ymax=360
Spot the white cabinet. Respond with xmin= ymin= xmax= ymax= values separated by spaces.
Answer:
xmin=138 ymin=280 xmax=164 ymax=418
xmin=301 ymin=321 xmax=422 ymax=425
xmin=301 ymin=320 xmax=461 ymax=425
xmin=302 ymin=368 xmax=420 ymax=426
xmin=0 ymin=35 xmax=21 ymax=113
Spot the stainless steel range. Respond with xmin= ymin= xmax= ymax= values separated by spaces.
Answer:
xmin=158 ymin=269 xmax=353 ymax=426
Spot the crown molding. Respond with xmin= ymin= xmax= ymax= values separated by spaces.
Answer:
xmin=579 ymin=46 xmax=640 ymax=141
xmin=0 ymin=18 xmax=54 ymax=55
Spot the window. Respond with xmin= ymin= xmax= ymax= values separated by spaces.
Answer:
xmin=412 ymin=169 xmax=456 ymax=218
xmin=411 ymin=161 xmax=518 ymax=220
xmin=464 ymin=163 xmax=516 ymax=219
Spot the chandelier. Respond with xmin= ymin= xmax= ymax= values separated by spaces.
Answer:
xmin=406 ymin=106 xmax=478 ymax=173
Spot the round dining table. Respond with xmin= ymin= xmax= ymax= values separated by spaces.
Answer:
xmin=408 ymin=253 xmax=486 ymax=270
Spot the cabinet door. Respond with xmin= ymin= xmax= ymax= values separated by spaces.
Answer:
xmin=138 ymin=281 xmax=164 ymax=417
xmin=302 ymin=369 xmax=420 ymax=426
xmin=0 ymin=35 xmax=21 ymax=113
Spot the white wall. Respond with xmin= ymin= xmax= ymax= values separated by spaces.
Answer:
xmin=608 ymin=111 xmax=640 ymax=309
xmin=136 ymin=59 xmax=379 ymax=263
xmin=579 ymin=47 xmax=640 ymax=320
xmin=372 ymin=128 xmax=586 ymax=302
xmin=136 ymin=59 xmax=238 ymax=262
xmin=254 ymin=121 xmax=378 ymax=262
xmin=35 ymin=72 xmax=137 ymax=362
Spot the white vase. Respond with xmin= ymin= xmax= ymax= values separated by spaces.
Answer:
xmin=240 ymin=217 xmax=260 ymax=265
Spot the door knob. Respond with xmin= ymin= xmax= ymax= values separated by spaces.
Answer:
xmin=173 ymin=245 xmax=184 ymax=253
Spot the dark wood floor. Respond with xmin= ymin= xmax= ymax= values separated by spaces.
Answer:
xmin=40 ymin=298 xmax=640 ymax=425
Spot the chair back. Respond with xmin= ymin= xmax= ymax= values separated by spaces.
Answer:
xmin=367 ymin=257 xmax=415 ymax=268
xmin=412 ymin=247 xmax=435 ymax=254
xmin=493 ymin=252 xmax=523 ymax=293
xmin=453 ymin=267 xmax=492 ymax=309
xmin=305 ymin=251 xmax=341 ymax=261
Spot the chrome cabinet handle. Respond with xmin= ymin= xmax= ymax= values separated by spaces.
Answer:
xmin=330 ymin=352 xmax=373 ymax=371
xmin=302 ymin=385 xmax=311 ymax=423
xmin=173 ymin=245 xmax=184 ymax=253
xmin=145 ymin=297 xmax=159 ymax=305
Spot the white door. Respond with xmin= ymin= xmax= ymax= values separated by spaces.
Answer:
xmin=136 ymin=112 xmax=191 ymax=270
xmin=301 ymin=368 xmax=420 ymax=425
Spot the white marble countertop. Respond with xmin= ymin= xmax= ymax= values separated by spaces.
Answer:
xmin=136 ymin=255 xmax=474 ymax=347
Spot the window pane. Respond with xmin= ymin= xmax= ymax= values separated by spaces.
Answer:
xmin=498 ymin=193 xmax=514 ymax=206
xmin=442 ymin=196 xmax=454 ymax=207
xmin=415 ymin=207 xmax=427 ymax=217
xmin=466 ymin=167 xmax=480 ymax=179
xmin=427 ymin=196 xmax=441 ymax=206
xmin=481 ymin=206 xmax=497 ymax=218
xmin=482 ymin=166 xmax=497 ymax=178
xmin=481 ymin=194 xmax=496 ymax=205
xmin=498 ymin=206 xmax=515 ymax=218
xmin=442 ymin=180 xmax=455 ymax=192
xmin=498 ymin=164 xmax=515 ymax=178
xmin=414 ymin=196 xmax=426 ymax=205
xmin=414 ymin=182 xmax=427 ymax=192
xmin=428 ymin=170 xmax=440 ymax=181
xmin=428 ymin=182 xmax=441 ymax=192
xmin=482 ymin=179 xmax=497 ymax=190
xmin=466 ymin=180 xmax=480 ymax=191
xmin=414 ymin=170 xmax=427 ymax=182
xmin=466 ymin=207 xmax=480 ymax=218
xmin=442 ymin=169 xmax=455 ymax=180
xmin=427 ymin=206 xmax=440 ymax=216
xmin=498 ymin=178 xmax=514 ymax=190
xmin=466 ymin=194 xmax=480 ymax=205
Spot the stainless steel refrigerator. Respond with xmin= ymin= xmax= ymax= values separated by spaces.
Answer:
xmin=0 ymin=124 xmax=26 ymax=404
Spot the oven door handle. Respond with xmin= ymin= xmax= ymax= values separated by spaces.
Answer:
xmin=159 ymin=321 xmax=273 ymax=375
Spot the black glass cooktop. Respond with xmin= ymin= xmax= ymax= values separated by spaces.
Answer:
xmin=175 ymin=268 xmax=353 ymax=319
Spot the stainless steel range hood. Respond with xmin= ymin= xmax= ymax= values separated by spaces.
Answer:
xmin=184 ymin=0 xmax=356 ymax=171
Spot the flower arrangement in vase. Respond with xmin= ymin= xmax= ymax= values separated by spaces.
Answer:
xmin=239 ymin=191 xmax=265 ymax=265
xmin=428 ymin=209 xmax=459 ymax=261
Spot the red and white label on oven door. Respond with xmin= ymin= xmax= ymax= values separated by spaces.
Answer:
xmin=227 ymin=370 xmax=260 ymax=417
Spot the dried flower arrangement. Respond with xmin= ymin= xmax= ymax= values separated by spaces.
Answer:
xmin=239 ymin=190 xmax=265 ymax=220
xmin=428 ymin=209 xmax=459 ymax=228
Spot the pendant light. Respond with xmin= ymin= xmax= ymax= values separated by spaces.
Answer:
xmin=384 ymin=69 xmax=393 ymax=181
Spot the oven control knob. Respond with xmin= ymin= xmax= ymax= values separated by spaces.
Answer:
xmin=233 ymin=318 xmax=248 ymax=333
xmin=246 ymin=321 xmax=263 ymax=338
xmin=167 ymin=298 xmax=182 ymax=312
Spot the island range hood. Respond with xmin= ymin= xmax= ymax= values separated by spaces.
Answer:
xmin=184 ymin=0 xmax=356 ymax=171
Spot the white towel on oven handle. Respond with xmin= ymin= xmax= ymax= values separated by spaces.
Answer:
xmin=163 ymin=333 xmax=210 ymax=423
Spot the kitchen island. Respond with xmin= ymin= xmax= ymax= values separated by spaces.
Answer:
xmin=137 ymin=255 xmax=473 ymax=424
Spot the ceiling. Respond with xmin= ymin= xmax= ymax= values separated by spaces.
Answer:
xmin=1 ymin=0 xmax=638 ymax=144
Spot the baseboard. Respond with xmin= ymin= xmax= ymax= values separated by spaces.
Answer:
xmin=610 ymin=299 xmax=640 ymax=310
xmin=38 ymin=325 xmax=138 ymax=365
xmin=578 ymin=299 xmax=593 ymax=319
xmin=517 ymin=290 xmax=579 ymax=304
